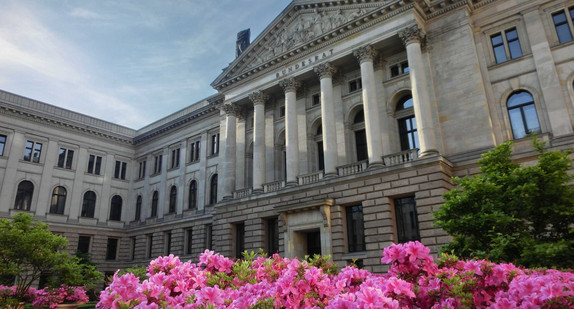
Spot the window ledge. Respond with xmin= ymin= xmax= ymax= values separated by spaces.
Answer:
xmin=486 ymin=53 xmax=531 ymax=69
xmin=341 ymin=251 xmax=368 ymax=260
xmin=384 ymin=73 xmax=410 ymax=83
xmin=550 ymin=38 xmax=574 ymax=50
xmin=207 ymin=154 xmax=219 ymax=159
xmin=187 ymin=159 xmax=200 ymax=166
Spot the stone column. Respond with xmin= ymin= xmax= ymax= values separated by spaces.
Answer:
xmin=249 ymin=91 xmax=269 ymax=192
xmin=279 ymin=77 xmax=301 ymax=185
xmin=353 ymin=45 xmax=384 ymax=166
xmin=399 ymin=25 xmax=438 ymax=156
xmin=221 ymin=103 xmax=239 ymax=200
xmin=314 ymin=63 xmax=338 ymax=176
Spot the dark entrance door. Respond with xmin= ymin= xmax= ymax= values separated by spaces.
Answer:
xmin=306 ymin=231 xmax=321 ymax=256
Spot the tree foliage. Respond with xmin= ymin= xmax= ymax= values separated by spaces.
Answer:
xmin=0 ymin=212 xmax=102 ymax=300
xmin=434 ymin=139 xmax=574 ymax=268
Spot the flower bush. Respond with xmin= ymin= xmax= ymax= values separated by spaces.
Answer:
xmin=32 ymin=284 xmax=89 ymax=308
xmin=0 ymin=285 xmax=37 ymax=307
xmin=97 ymin=241 xmax=574 ymax=309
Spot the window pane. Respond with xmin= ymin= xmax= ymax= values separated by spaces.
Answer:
xmin=505 ymin=28 xmax=518 ymax=40
xmin=346 ymin=205 xmax=365 ymax=252
xmin=523 ymin=104 xmax=541 ymax=134
xmin=507 ymin=91 xmax=533 ymax=107
xmin=556 ymin=23 xmax=573 ymax=44
xmin=509 ymin=108 xmax=526 ymax=139
xmin=95 ymin=156 xmax=102 ymax=174
xmin=507 ymin=40 xmax=522 ymax=59
xmin=58 ymin=148 xmax=66 ymax=168
xmin=106 ymin=239 xmax=118 ymax=260
xmin=493 ymin=45 xmax=507 ymax=63
xmin=491 ymin=33 xmax=503 ymax=45
xmin=553 ymin=11 xmax=567 ymax=24
xmin=395 ymin=197 xmax=420 ymax=243
xmin=77 ymin=236 xmax=91 ymax=254
xmin=66 ymin=150 xmax=74 ymax=169
xmin=0 ymin=135 xmax=6 ymax=156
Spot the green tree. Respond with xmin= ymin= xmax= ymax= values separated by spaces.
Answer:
xmin=434 ymin=139 xmax=574 ymax=268
xmin=0 ymin=212 xmax=102 ymax=300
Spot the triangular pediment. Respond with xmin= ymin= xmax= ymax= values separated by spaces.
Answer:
xmin=211 ymin=0 xmax=394 ymax=91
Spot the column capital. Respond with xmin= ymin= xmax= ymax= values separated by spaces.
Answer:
xmin=279 ymin=77 xmax=301 ymax=93
xmin=248 ymin=91 xmax=270 ymax=106
xmin=399 ymin=25 xmax=425 ymax=46
xmin=353 ymin=45 xmax=378 ymax=64
xmin=314 ymin=62 xmax=337 ymax=79
xmin=221 ymin=103 xmax=242 ymax=117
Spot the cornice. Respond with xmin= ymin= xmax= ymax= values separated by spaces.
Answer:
xmin=0 ymin=104 xmax=134 ymax=145
xmin=133 ymin=104 xmax=218 ymax=145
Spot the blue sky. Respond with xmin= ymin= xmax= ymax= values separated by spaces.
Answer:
xmin=0 ymin=0 xmax=291 ymax=129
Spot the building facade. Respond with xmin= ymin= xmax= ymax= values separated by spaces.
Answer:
xmin=1 ymin=0 xmax=574 ymax=274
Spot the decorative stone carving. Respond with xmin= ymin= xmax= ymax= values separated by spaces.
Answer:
xmin=399 ymin=25 xmax=425 ymax=46
xmin=248 ymin=91 xmax=269 ymax=106
xmin=221 ymin=103 xmax=242 ymax=117
xmin=279 ymin=77 xmax=301 ymax=93
xmin=314 ymin=63 xmax=337 ymax=79
xmin=353 ymin=45 xmax=378 ymax=64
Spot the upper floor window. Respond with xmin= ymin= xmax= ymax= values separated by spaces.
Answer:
xmin=169 ymin=186 xmax=177 ymax=214
xmin=395 ymin=196 xmax=420 ymax=243
xmin=57 ymin=148 xmax=74 ymax=169
xmin=491 ymin=28 xmax=522 ymax=64
xmin=189 ymin=180 xmax=197 ymax=210
xmin=109 ymin=195 xmax=122 ymax=221
xmin=49 ymin=186 xmax=67 ymax=215
xmin=153 ymin=154 xmax=163 ymax=175
xmin=507 ymin=90 xmax=541 ymax=139
xmin=346 ymin=205 xmax=366 ymax=252
xmin=315 ymin=124 xmax=324 ymax=171
xmin=552 ymin=7 xmax=574 ymax=44
xmin=114 ymin=160 xmax=127 ymax=180
xmin=23 ymin=141 xmax=42 ymax=163
xmin=170 ymin=148 xmax=180 ymax=169
xmin=312 ymin=93 xmax=321 ymax=106
xmin=14 ymin=180 xmax=33 ymax=211
xmin=390 ymin=61 xmax=409 ymax=78
xmin=138 ymin=160 xmax=146 ymax=179
xmin=210 ymin=134 xmax=220 ymax=156
xmin=0 ymin=134 xmax=7 ymax=156
xmin=135 ymin=195 xmax=142 ymax=221
xmin=349 ymin=78 xmax=362 ymax=93
xmin=209 ymin=174 xmax=218 ymax=205
xmin=87 ymin=155 xmax=102 ymax=175
xmin=396 ymin=95 xmax=419 ymax=151
xmin=353 ymin=109 xmax=367 ymax=162
xmin=81 ymin=191 xmax=96 ymax=218
xmin=151 ymin=191 xmax=159 ymax=217
xmin=279 ymin=106 xmax=285 ymax=118
xmin=189 ymin=140 xmax=200 ymax=163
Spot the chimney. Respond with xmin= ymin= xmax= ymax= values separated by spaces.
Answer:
xmin=236 ymin=29 xmax=250 ymax=58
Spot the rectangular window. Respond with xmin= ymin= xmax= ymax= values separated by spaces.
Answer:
xmin=57 ymin=148 xmax=74 ymax=169
xmin=147 ymin=234 xmax=153 ymax=259
xmin=279 ymin=106 xmax=285 ymax=118
xmin=164 ymin=231 xmax=172 ymax=255
xmin=349 ymin=78 xmax=362 ymax=92
xmin=23 ymin=141 xmax=42 ymax=163
xmin=87 ymin=155 xmax=102 ymax=175
xmin=131 ymin=237 xmax=136 ymax=261
xmin=491 ymin=28 xmax=522 ymax=64
xmin=77 ymin=236 xmax=91 ymax=254
xmin=346 ymin=205 xmax=366 ymax=252
xmin=186 ymin=228 xmax=193 ymax=255
xmin=390 ymin=61 xmax=409 ymax=78
xmin=0 ymin=134 xmax=7 ymax=156
xmin=205 ymin=224 xmax=213 ymax=251
xmin=138 ymin=160 xmax=147 ymax=179
xmin=114 ymin=160 xmax=127 ymax=180
xmin=312 ymin=93 xmax=320 ymax=106
xmin=170 ymin=148 xmax=180 ymax=169
xmin=105 ymin=238 xmax=118 ymax=260
xmin=235 ymin=223 xmax=245 ymax=258
xmin=189 ymin=141 xmax=200 ymax=162
xmin=552 ymin=8 xmax=574 ymax=44
xmin=395 ymin=196 xmax=420 ymax=243
xmin=153 ymin=155 xmax=162 ymax=174
xmin=267 ymin=218 xmax=279 ymax=254
xmin=210 ymin=134 xmax=220 ymax=156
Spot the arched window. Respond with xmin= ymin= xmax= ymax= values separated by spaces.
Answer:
xmin=109 ymin=195 xmax=122 ymax=221
xmin=169 ymin=186 xmax=177 ymax=214
xmin=315 ymin=123 xmax=324 ymax=171
xmin=14 ymin=180 xmax=33 ymax=211
xmin=189 ymin=180 xmax=197 ymax=210
xmin=135 ymin=195 xmax=142 ymax=221
xmin=507 ymin=91 xmax=541 ymax=139
xmin=151 ymin=191 xmax=158 ymax=217
xmin=353 ymin=109 xmax=367 ymax=161
xmin=209 ymin=174 xmax=218 ymax=205
xmin=396 ymin=95 xmax=419 ymax=151
xmin=49 ymin=186 xmax=67 ymax=215
xmin=81 ymin=191 xmax=96 ymax=218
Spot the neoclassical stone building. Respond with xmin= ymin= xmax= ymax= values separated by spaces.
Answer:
xmin=1 ymin=0 xmax=574 ymax=274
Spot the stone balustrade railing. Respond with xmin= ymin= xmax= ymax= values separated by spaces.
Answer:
xmin=337 ymin=160 xmax=368 ymax=176
xmin=382 ymin=148 xmax=419 ymax=166
xmin=263 ymin=180 xmax=285 ymax=193
xmin=233 ymin=187 xmax=253 ymax=199
xmin=298 ymin=171 xmax=324 ymax=185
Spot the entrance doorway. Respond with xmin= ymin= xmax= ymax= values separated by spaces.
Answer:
xmin=306 ymin=230 xmax=321 ymax=256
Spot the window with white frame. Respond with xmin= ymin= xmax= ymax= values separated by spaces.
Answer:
xmin=189 ymin=139 xmax=201 ymax=163
xmin=210 ymin=133 xmax=220 ymax=156
xmin=114 ymin=160 xmax=127 ymax=180
xmin=170 ymin=148 xmax=180 ymax=169
xmin=57 ymin=147 xmax=74 ymax=169
xmin=23 ymin=140 xmax=42 ymax=163
xmin=87 ymin=154 xmax=103 ymax=175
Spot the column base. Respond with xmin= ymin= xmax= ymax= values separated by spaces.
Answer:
xmin=252 ymin=188 xmax=264 ymax=194
xmin=367 ymin=161 xmax=384 ymax=169
xmin=286 ymin=181 xmax=298 ymax=187
xmin=420 ymin=150 xmax=439 ymax=158
xmin=222 ymin=195 xmax=234 ymax=201
xmin=324 ymin=172 xmax=337 ymax=179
